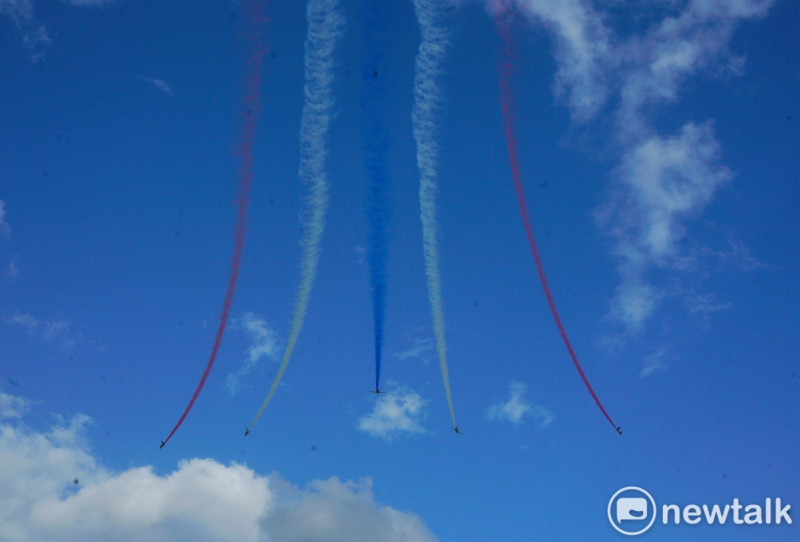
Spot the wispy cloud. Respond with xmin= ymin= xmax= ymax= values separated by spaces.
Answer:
xmin=600 ymin=121 xmax=732 ymax=331
xmin=65 ymin=0 xmax=114 ymax=6
xmin=395 ymin=336 xmax=433 ymax=363
xmin=0 ymin=201 xmax=10 ymax=238
xmin=226 ymin=313 xmax=280 ymax=396
xmin=0 ymin=393 xmax=439 ymax=542
xmin=138 ymin=76 xmax=175 ymax=96
xmin=1 ymin=0 xmax=114 ymax=61
xmin=4 ymin=312 xmax=80 ymax=349
xmin=640 ymin=347 xmax=669 ymax=378
xmin=487 ymin=380 xmax=554 ymax=428
xmin=0 ymin=0 xmax=51 ymax=61
xmin=357 ymin=386 xmax=427 ymax=440
xmin=706 ymin=236 xmax=766 ymax=272
xmin=504 ymin=0 xmax=773 ymax=333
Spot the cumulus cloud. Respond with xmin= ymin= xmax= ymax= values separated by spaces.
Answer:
xmin=264 ymin=476 xmax=438 ymax=542
xmin=357 ymin=386 xmax=427 ymax=440
xmin=0 ymin=392 xmax=30 ymax=419
xmin=487 ymin=380 xmax=554 ymax=428
xmin=0 ymin=393 xmax=438 ymax=542
xmin=226 ymin=313 xmax=280 ymax=396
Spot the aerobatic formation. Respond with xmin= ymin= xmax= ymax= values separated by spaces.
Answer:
xmin=161 ymin=0 xmax=622 ymax=446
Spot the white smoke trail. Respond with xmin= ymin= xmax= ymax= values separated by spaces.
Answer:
xmin=411 ymin=0 xmax=458 ymax=430
xmin=247 ymin=0 xmax=344 ymax=434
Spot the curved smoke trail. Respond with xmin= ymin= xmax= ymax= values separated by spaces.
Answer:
xmin=246 ymin=0 xmax=343 ymax=434
xmin=495 ymin=10 xmax=619 ymax=433
xmin=412 ymin=0 xmax=458 ymax=430
xmin=161 ymin=0 xmax=267 ymax=448
xmin=361 ymin=3 xmax=391 ymax=394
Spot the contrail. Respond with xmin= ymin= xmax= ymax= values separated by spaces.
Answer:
xmin=360 ymin=2 xmax=391 ymax=394
xmin=246 ymin=0 xmax=343 ymax=435
xmin=495 ymin=8 xmax=620 ymax=434
xmin=412 ymin=0 xmax=458 ymax=430
xmin=160 ymin=0 xmax=267 ymax=448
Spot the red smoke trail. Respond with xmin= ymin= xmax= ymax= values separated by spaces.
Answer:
xmin=495 ymin=10 xmax=619 ymax=433
xmin=161 ymin=1 xmax=267 ymax=448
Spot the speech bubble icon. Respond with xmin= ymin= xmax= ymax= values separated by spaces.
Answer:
xmin=617 ymin=497 xmax=648 ymax=521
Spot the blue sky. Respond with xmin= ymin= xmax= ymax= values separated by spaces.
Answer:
xmin=1 ymin=0 xmax=798 ymax=540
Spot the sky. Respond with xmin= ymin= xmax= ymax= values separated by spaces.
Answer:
xmin=1 ymin=0 xmax=799 ymax=540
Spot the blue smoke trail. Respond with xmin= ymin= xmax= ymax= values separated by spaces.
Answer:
xmin=246 ymin=0 xmax=344 ymax=435
xmin=411 ymin=0 xmax=458 ymax=430
xmin=360 ymin=2 xmax=391 ymax=393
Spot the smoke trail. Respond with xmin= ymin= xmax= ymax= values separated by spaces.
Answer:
xmin=411 ymin=0 xmax=458 ymax=430
xmin=160 ymin=0 xmax=267 ymax=448
xmin=495 ymin=8 xmax=619 ymax=433
xmin=360 ymin=2 xmax=391 ymax=393
xmin=246 ymin=0 xmax=343 ymax=434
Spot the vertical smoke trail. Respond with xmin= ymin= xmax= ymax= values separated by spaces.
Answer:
xmin=360 ymin=3 xmax=391 ymax=393
xmin=246 ymin=0 xmax=343 ymax=434
xmin=411 ymin=0 xmax=458 ymax=430
xmin=495 ymin=9 xmax=620 ymax=433
xmin=161 ymin=0 xmax=267 ymax=448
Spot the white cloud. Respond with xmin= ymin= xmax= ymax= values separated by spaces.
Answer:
xmin=496 ymin=1 xmax=773 ymax=333
xmin=600 ymin=121 xmax=731 ymax=331
xmin=226 ymin=313 xmax=280 ymax=395
xmin=5 ymin=312 xmax=80 ymax=349
xmin=357 ymin=386 xmax=427 ymax=440
xmin=264 ymin=476 xmax=437 ymax=542
xmin=0 ymin=394 xmax=439 ymax=542
xmin=505 ymin=0 xmax=613 ymax=122
xmin=487 ymin=380 xmax=554 ymax=428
